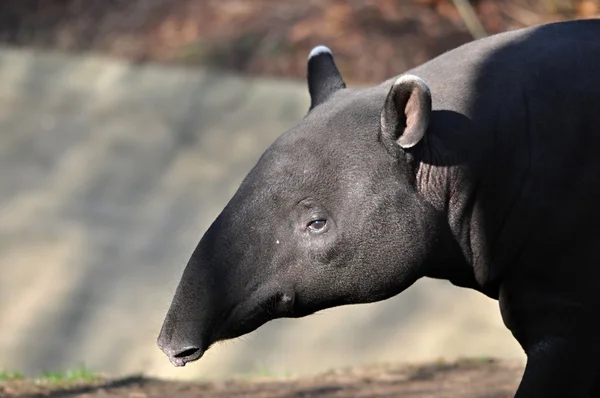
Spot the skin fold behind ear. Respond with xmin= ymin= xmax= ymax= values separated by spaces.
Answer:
xmin=380 ymin=75 xmax=432 ymax=149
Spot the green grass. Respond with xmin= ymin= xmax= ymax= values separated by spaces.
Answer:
xmin=0 ymin=371 xmax=24 ymax=381
xmin=1 ymin=365 xmax=101 ymax=385
xmin=34 ymin=366 xmax=101 ymax=385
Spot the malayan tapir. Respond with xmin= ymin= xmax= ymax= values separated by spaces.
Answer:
xmin=158 ymin=19 xmax=600 ymax=397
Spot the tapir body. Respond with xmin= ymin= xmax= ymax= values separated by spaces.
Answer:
xmin=159 ymin=19 xmax=600 ymax=397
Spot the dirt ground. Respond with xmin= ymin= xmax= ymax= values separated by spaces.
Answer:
xmin=1 ymin=359 xmax=524 ymax=398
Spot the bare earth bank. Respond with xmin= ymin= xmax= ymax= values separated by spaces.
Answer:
xmin=1 ymin=359 xmax=524 ymax=398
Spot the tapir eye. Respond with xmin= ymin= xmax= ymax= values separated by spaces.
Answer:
xmin=307 ymin=219 xmax=327 ymax=232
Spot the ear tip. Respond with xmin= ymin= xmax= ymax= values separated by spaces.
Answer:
xmin=394 ymin=74 xmax=431 ymax=94
xmin=308 ymin=45 xmax=333 ymax=60
xmin=394 ymin=74 xmax=426 ymax=86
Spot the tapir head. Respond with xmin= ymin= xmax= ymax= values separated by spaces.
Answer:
xmin=158 ymin=46 xmax=447 ymax=366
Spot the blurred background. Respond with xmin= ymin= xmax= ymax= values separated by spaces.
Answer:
xmin=0 ymin=0 xmax=597 ymax=382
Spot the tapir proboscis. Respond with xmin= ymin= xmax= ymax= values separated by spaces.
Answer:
xmin=158 ymin=19 xmax=600 ymax=397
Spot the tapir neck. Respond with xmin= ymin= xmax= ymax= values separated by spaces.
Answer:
xmin=413 ymin=134 xmax=494 ymax=296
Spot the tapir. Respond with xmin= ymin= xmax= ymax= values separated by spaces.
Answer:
xmin=158 ymin=19 xmax=600 ymax=397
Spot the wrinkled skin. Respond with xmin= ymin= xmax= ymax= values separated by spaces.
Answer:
xmin=159 ymin=20 xmax=600 ymax=398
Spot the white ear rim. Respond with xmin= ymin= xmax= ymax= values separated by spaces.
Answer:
xmin=308 ymin=45 xmax=333 ymax=60
xmin=393 ymin=74 xmax=431 ymax=97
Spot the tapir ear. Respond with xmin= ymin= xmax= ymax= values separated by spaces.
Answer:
xmin=380 ymin=74 xmax=432 ymax=149
xmin=307 ymin=45 xmax=346 ymax=110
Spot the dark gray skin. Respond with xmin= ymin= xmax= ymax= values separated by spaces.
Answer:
xmin=158 ymin=19 xmax=600 ymax=397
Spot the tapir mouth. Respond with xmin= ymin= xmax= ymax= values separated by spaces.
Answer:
xmin=160 ymin=287 xmax=297 ymax=368
xmin=211 ymin=290 xmax=296 ymax=342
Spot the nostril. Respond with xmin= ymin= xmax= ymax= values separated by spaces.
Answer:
xmin=173 ymin=347 xmax=201 ymax=359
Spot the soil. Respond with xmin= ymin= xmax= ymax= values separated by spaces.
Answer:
xmin=1 ymin=359 xmax=523 ymax=398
